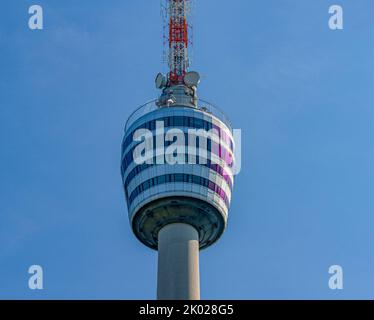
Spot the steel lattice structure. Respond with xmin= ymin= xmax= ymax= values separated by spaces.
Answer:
xmin=162 ymin=0 xmax=192 ymax=84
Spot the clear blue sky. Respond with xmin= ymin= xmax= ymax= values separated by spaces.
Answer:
xmin=1 ymin=0 xmax=374 ymax=299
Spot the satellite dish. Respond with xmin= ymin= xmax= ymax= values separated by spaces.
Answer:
xmin=155 ymin=73 xmax=167 ymax=89
xmin=184 ymin=71 xmax=201 ymax=87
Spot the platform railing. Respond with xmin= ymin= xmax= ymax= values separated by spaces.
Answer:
xmin=125 ymin=99 xmax=232 ymax=132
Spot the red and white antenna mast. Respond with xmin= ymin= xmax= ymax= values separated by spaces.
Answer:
xmin=163 ymin=0 xmax=192 ymax=85
xmin=157 ymin=0 xmax=199 ymax=107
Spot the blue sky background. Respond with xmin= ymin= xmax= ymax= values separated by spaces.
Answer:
xmin=1 ymin=0 xmax=374 ymax=299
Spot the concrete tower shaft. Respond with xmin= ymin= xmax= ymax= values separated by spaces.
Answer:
xmin=157 ymin=223 xmax=200 ymax=300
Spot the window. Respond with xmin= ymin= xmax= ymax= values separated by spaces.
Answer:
xmin=174 ymin=117 xmax=183 ymax=126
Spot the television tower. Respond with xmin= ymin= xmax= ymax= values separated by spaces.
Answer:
xmin=121 ymin=0 xmax=235 ymax=300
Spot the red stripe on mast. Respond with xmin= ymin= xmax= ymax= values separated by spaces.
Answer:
xmin=167 ymin=0 xmax=190 ymax=85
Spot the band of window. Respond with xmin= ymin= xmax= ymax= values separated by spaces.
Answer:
xmin=121 ymin=132 xmax=234 ymax=170
xmin=128 ymin=173 xmax=231 ymax=208
xmin=122 ymin=115 xmax=234 ymax=153
xmin=122 ymin=156 xmax=233 ymax=200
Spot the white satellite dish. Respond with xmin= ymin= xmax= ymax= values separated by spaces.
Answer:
xmin=184 ymin=71 xmax=200 ymax=87
xmin=155 ymin=73 xmax=167 ymax=89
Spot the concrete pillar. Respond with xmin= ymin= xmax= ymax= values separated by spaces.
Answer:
xmin=157 ymin=223 xmax=200 ymax=300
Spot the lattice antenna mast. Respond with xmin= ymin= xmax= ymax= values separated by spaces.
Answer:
xmin=164 ymin=0 xmax=192 ymax=85
xmin=158 ymin=0 xmax=198 ymax=107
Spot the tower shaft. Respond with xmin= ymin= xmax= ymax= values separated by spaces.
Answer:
xmin=157 ymin=223 xmax=200 ymax=300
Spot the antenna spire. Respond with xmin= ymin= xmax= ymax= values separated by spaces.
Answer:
xmin=164 ymin=0 xmax=192 ymax=85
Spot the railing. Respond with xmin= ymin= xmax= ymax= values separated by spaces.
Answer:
xmin=125 ymin=99 xmax=232 ymax=132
